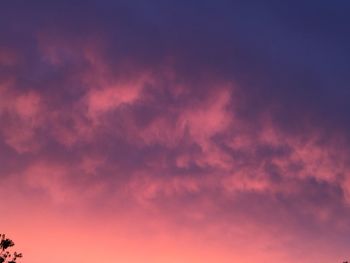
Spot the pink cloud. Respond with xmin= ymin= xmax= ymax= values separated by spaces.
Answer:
xmin=0 ymin=84 xmax=44 ymax=153
xmin=1 ymin=30 xmax=350 ymax=263
xmin=84 ymin=76 xmax=150 ymax=121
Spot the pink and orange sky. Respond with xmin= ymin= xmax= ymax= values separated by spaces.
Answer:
xmin=1 ymin=1 xmax=350 ymax=262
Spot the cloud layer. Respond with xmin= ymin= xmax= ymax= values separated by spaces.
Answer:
xmin=1 ymin=1 xmax=350 ymax=262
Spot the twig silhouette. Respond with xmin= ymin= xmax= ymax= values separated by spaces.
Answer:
xmin=0 ymin=234 xmax=22 ymax=263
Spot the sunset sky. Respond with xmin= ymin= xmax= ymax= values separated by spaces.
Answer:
xmin=1 ymin=1 xmax=350 ymax=263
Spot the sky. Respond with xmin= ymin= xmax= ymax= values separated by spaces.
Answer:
xmin=1 ymin=1 xmax=350 ymax=262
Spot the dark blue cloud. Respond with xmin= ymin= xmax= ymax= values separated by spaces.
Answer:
xmin=2 ymin=1 xmax=349 ymax=138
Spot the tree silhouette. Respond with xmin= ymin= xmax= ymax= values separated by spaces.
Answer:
xmin=0 ymin=234 xmax=22 ymax=263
